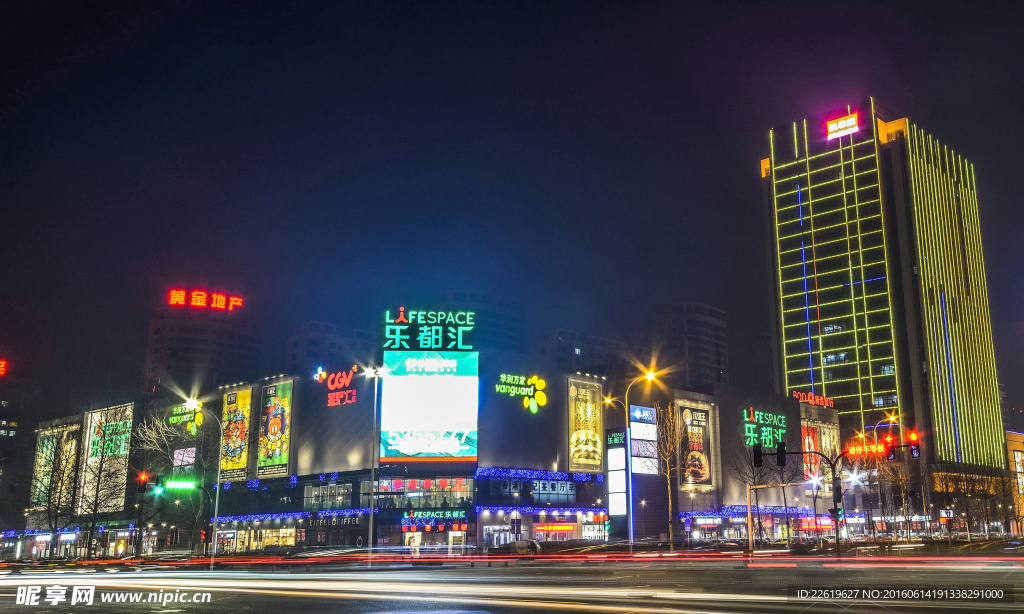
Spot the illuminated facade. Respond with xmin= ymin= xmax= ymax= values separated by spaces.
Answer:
xmin=762 ymin=97 xmax=1005 ymax=469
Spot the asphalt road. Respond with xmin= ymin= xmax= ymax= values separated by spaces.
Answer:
xmin=1 ymin=558 xmax=1022 ymax=613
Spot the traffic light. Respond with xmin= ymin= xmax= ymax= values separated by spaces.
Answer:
xmin=837 ymin=508 xmax=845 ymax=523
xmin=136 ymin=472 xmax=150 ymax=494
xmin=776 ymin=441 xmax=787 ymax=466
xmin=200 ymin=529 xmax=207 ymax=543
xmin=153 ymin=477 xmax=164 ymax=496
xmin=887 ymin=445 xmax=896 ymax=461
xmin=752 ymin=442 xmax=763 ymax=467
xmin=908 ymin=431 xmax=921 ymax=458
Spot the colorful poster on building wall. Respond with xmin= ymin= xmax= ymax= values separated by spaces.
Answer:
xmin=258 ymin=382 xmax=293 ymax=477
xmin=379 ymin=351 xmax=479 ymax=461
xmin=75 ymin=404 xmax=133 ymax=515
xmin=568 ymin=377 xmax=603 ymax=473
xmin=802 ymin=425 xmax=821 ymax=481
xmin=682 ymin=407 xmax=713 ymax=486
xmin=220 ymin=389 xmax=252 ymax=481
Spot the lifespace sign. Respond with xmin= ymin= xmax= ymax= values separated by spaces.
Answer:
xmin=379 ymin=350 xmax=479 ymax=462
xmin=383 ymin=307 xmax=475 ymax=350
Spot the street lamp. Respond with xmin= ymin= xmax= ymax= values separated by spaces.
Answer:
xmin=604 ymin=369 xmax=657 ymax=552
xmin=190 ymin=398 xmax=224 ymax=571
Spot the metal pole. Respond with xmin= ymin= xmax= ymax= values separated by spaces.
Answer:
xmin=368 ymin=370 xmax=379 ymax=565
xmin=202 ymin=408 xmax=224 ymax=572
xmin=746 ymin=484 xmax=753 ymax=554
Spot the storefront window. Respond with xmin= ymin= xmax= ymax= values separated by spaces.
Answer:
xmin=369 ymin=476 xmax=474 ymax=509
xmin=304 ymin=482 xmax=353 ymax=510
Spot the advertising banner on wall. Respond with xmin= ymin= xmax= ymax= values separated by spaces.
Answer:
xmin=801 ymin=425 xmax=821 ymax=481
xmin=76 ymin=404 xmax=133 ymax=515
xmin=30 ymin=419 xmax=81 ymax=510
xmin=568 ymin=377 xmax=603 ymax=473
xmin=379 ymin=350 xmax=479 ymax=461
xmin=220 ymin=389 xmax=252 ymax=481
xmin=682 ymin=407 xmax=713 ymax=486
xmin=258 ymin=382 xmax=293 ymax=477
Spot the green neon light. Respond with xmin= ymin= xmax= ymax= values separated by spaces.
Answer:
xmin=164 ymin=480 xmax=196 ymax=490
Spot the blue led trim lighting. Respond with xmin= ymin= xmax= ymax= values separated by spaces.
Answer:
xmin=476 ymin=467 xmax=597 ymax=482
xmin=476 ymin=506 xmax=605 ymax=515
xmin=844 ymin=275 xmax=887 ymax=287
xmin=679 ymin=505 xmax=818 ymax=518
xmin=316 ymin=508 xmax=377 ymax=518
xmin=940 ymin=289 xmax=962 ymax=463
xmin=213 ymin=512 xmax=311 ymax=523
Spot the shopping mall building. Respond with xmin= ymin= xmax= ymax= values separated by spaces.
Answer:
xmin=208 ymin=307 xmax=610 ymax=553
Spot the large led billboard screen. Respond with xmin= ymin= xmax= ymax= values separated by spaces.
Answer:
xmin=379 ymin=350 xmax=479 ymax=462
xmin=567 ymin=377 xmax=603 ymax=473
xmin=258 ymin=381 xmax=293 ymax=477
xmin=220 ymin=389 xmax=253 ymax=481
xmin=76 ymin=404 xmax=133 ymax=515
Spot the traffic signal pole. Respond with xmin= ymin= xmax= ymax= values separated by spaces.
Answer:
xmin=753 ymin=444 xmax=850 ymax=559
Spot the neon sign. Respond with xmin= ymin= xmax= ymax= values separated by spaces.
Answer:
xmin=383 ymin=307 xmax=474 ymax=350
xmin=742 ymin=407 xmax=786 ymax=448
xmin=317 ymin=365 xmax=358 ymax=407
xmin=168 ymin=404 xmax=204 ymax=435
xmin=495 ymin=374 xmax=548 ymax=413
xmin=168 ymin=288 xmax=243 ymax=311
xmin=792 ymin=391 xmax=835 ymax=408
xmin=826 ymin=112 xmax=859 ymax=140
xmin=847 ymin=434 xmax=894 ymax=456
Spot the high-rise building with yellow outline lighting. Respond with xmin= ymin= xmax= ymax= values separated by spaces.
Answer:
xmin=761 ymin=97 xmax=1004 ymax=470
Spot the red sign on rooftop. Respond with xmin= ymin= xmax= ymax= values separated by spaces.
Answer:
xmin=0 ymin=359 xmax=7 ymax=377
xmin=168 ymin=289 xmax=243 ymax=311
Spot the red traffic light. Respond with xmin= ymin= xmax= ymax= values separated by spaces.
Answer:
xmin=138 ymin=472 xmax=149 ymax=482
xmin=908 ymin=431 xmax=919 ymax=442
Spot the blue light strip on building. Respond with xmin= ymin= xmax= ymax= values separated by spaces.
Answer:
xmin=316 ymin=508 xmax=377 ymax=518
xmin=679 ymin=505 xmax=817 ymax=518
xmin=476 ymin=506 xmax=606 ymax=515
xmin=844 ymin=275 xmax=887 ymax=287
xmin=475 ymin=467 xmax=594 ymax=482
xmin=213 ymin=511 xmax=311 ymax=523
xmin=940 ymin=289 xmax=962 ymax=463
xmin=626 ymin=425 xmax=634 ymax=544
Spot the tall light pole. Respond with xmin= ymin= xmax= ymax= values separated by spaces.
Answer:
xmin=604 ymin=369 xmax=656 ymax=552
xmin=364 ymin=367 xmax=385 ymax=563
xmin=188 ymin=398 xmax=223 ymax=571
xmin=857 ymin=415 xmax=897 ymax=542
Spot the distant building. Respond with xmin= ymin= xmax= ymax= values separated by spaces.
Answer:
xmin=0 ymin=398 xmax=31 ymax=531
xmin=143 ymin=290 xmax=261 ymax=398
xmin=533 ymin=328 xmax=652 ymax=377
xmin=658 ymin=302 xmax=729 ymax=387
xmin=285 ymin=321 xmax=380 ymax=375
xmin=435 ymin=292 xmax=526 ymax=353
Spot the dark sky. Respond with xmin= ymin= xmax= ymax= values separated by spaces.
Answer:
xmin=2 ymin=1 xmax=1023 ymax=417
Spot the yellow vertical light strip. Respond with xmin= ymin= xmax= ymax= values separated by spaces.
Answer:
xmin=770 ymin=128 xmax=791 ymax=396
xmin=793 ymin=122 xmax=799 ymax=159
xmin=869 ymin=98 xmax=903 ymax=439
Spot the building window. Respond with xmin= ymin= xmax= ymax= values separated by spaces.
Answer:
xmin=575 ymin=348 xmax=581 ymax=355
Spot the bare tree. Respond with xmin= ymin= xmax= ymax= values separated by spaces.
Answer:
xmin=654 ymin=402 xmax=681 ymax=551
xmin=76 ymin=404 xmax=134 ymax=559
xmin=728 ymin=446 xmax=773 ymax=542
xmin=766 ymin=449 xmax=804 ymax=546
xmin=28 ymin=425 xmax=79 ymax=559
xmin=133 ymin=406 xmax=219 ymax=555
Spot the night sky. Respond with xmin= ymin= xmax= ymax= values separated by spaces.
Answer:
xmin=2 ymin=1 xmax=1022 ymax=418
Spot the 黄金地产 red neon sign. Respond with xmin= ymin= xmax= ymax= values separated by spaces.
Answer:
xmin=168 ymin=289 xmax=243 ymax=311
